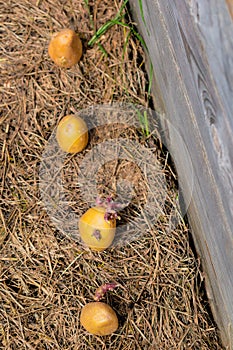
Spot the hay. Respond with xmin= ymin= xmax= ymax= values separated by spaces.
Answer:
xmin=0 ymin=0 xmax=224 ymax=349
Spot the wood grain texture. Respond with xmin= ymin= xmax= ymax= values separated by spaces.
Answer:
xmin=129 ymin=0 xmax=233 ymax=348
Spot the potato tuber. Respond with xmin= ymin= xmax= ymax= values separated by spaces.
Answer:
xmin=56 ymin=114 xmax=88 ymax=153
xmin=48 ymin=28 xmax=82 ymax=68
xmin=80 ymin=302 xmax=118 ymax=336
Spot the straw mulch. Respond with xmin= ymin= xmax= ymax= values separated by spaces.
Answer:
xmin=0 ymin=0 xmax=224 ymax=349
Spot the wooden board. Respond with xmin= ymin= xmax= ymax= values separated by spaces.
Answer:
xmin=129 ymin=0 xmax=233 ymax=348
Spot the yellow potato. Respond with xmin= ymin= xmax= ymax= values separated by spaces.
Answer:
xmin=79 ymin=206 xmax=116 ymax=251
xmin=56 ymin=115 xmax=88 ymax=153
xmin=48 ymin=28 xmax=82 ymax=68
xmin=80 ymin=302 xmax=118 ymax=336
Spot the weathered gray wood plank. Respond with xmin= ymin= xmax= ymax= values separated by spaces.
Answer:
xmin=129 ymin=0 xmax=233 ymax=348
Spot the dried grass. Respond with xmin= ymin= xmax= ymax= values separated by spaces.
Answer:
xmin=0 ymin=0 xmax=224 ymax=349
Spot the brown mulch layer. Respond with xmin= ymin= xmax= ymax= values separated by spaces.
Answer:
xmin=0 ymin=0 xmax=224 ymax=349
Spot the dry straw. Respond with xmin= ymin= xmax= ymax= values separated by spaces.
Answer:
xmin=0 ymin=0 xmax=224 ymax=349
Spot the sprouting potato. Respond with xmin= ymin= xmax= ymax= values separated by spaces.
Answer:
xmin=78 ymin=206 xmax=116 ymax=251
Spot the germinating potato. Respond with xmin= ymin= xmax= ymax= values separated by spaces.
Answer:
xmin=78 ymin=206 xmax=116 ymax=251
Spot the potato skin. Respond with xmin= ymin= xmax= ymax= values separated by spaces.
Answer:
xmin=79 ymin=207 xmax=116 ymax=251
xmin=48 ymin=28 xmax=82 ymax=68
xmin=56 ymin=115 xmax=88 ymax=153
xmin=80 ymin=302 xmax=118 ymax=336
